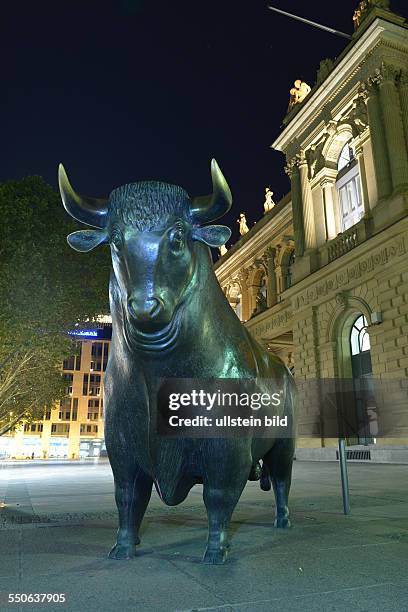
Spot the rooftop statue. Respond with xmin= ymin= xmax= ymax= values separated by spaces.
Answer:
xmin=237 ymin=212 xmax=249 ymax=235
xmin=288 ymin=79 xmax=311 ymax=112
xmin=59 ymin=160 xmax=296 ymax=564
xmin=264 ymin=187 xmax=276 ymax=213
xmin=353 ymin=0 xmax=391 ymax=29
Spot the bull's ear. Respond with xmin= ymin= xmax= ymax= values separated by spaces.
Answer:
xmin=67 ymin=229 xmax=108 ymax=252
xmin=192 ymin=225 xmax=231 ymax=247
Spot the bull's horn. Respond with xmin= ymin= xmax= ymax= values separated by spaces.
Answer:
xmin=58 ymin=164 xmax=109 ymax=229
xmin=190 ymin=159 xmax=232 ymax=224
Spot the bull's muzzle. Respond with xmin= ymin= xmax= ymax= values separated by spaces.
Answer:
xmin=127 ymin=296 xmax=167 ymax=331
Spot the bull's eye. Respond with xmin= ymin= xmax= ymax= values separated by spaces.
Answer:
xmin=169 ymin=225 xmax=185 ymax=251
xmin=110 ymin=230 xmax=123 ymax=252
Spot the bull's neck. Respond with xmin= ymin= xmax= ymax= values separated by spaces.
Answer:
xmin=148 ymin=244 xmax=249 ymax=377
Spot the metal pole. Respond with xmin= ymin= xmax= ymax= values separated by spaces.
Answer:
xmin=338 ymin=438 xmax=350 ymax=515
xmin=267 ymin=5 xmax=352 ymax=40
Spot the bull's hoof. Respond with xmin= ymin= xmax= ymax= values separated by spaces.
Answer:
xmin=108 ymin=543 xmax=137 ymax=560
xmin=274 ymin=517 xmax=291 ymax=528
xmin=202 ymin=547 xmax=229 ymax=565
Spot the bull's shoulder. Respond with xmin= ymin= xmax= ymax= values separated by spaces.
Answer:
xmin=245 ymin=329 xmax=288 ymax=379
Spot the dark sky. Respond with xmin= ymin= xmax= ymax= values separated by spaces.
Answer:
xmin=2 ymin=0 xmax=407 ymax=241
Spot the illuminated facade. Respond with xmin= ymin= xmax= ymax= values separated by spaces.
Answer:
xmin=215 ymin=3 xmax=408 ymax=461
xmin=0 ymin=326 xmax=111 ymax=460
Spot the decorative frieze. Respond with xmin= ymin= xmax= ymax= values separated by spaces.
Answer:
xmin=294 ymin=236 xmax=406 ymax=309
xmin=247 ymin=308 xmax=293 ymax=339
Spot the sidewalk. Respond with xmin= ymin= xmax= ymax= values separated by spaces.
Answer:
xmin=1 ymin=461 xmax=407 ymax=611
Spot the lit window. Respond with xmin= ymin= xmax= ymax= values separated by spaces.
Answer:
xmin=350 ymin=315 xmax=371 ymax=355
xmin=337 ymin=143 xmax=353 ymax=171
xmin=336 ymin=143 xmax=363 ymax=231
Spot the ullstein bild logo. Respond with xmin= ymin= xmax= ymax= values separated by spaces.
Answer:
xmin=157 ymin=379 xmax=293 ymax=438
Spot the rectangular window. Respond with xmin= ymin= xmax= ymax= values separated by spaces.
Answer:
xmin=63 ymin=373 xmax=73 ymax=395
xmin=31 ymin=424 xmax=36 ymax=432
xmin=75 ymin=343 xmax=82 ymax=371
xmin=83 ymin=374 xmax=89 ymax=396
xmin=337 ymin=170 xmax=363 ymax=232
xmin=63 ymin=355 xmax=75 ymax=370
xmin=103 ymin=343 xmax=109 ymax=371
xmin=38 ymin=424 xmax=43 ymax=432
xmin=91 ymin=343 xmax=103 ymax=371
xmin=71 ymin=397 xmax=78 ymax=421
xmin=45 ymin=410 xmax=51 ymax=420
xmin=51 ymin=424 xmax=56 ymax=433
xmin=89 ymin=374 xmax=101 ymax=396
xmin=60 ymin=397 xmax=71 ymax=411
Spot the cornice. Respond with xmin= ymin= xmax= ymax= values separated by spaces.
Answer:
xmin=272 ymin=18 xmax=408 ymax=153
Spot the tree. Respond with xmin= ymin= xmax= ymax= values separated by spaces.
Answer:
xmin=0 ymin=176 xmax=110 ymax=435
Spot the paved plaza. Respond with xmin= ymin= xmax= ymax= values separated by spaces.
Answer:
xmin=0 ymin=459 xmax=407 ymax=612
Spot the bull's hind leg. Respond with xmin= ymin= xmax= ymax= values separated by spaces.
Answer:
xmin=263 ymin=437 xmax=294 ymax=528
xmin=109 ymin=466 xmax=153 ymax=560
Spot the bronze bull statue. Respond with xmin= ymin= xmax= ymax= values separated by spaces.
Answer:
xmin=59 ymin=159 xmax=296 ymax=564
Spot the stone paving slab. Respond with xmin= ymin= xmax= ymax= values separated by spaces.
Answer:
xmin=0 ymin=461 xmax=408 ymax=612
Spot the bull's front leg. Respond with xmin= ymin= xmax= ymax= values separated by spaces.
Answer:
xmin=109 ymin=466 xmax=153 ymax=560
xmin=202 ymin=454 xmax=249 ymax=565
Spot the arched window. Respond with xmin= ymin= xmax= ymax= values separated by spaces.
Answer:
xmin=350 ymin=314 xmax=371 ymax=355
xmin=336 ymin=142 xmax=363 ymax=231
xmin=349 ymin=314 xmax=375 ymax=445
xmin=284 ymin=251 xmax=295 ymax=290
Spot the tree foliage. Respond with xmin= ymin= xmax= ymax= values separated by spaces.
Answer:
xmin=0 ymin=176 xmax=110 ymax=434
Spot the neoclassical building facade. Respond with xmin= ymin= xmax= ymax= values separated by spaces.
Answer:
xmin=215 ymin=2 xmax=408 ymax=461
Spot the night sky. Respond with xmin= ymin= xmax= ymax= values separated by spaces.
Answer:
xmin=2 ymin=0 xmax=407 ymax=241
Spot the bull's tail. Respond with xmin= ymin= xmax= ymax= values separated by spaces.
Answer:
xmin=260 ymin=462 xmax=271 ymax=491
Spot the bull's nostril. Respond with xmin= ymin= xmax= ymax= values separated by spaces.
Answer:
xmin=147 ymin=298 xmax=161 ymax=318
xmin=128 ymin=298 xmax=138 ymax=319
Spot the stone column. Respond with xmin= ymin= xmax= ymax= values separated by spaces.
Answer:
xmin=362 ymin=77 xmax=392 ymax=200
xmin=320 ymin=177 xmax=337 ymax=240
xmin=354 ymin=145 xmax=371 ymax=217
xmin=263 ymin=247 xmax=277 ymax=307
xmin=398 ymin=70 xmax=408 ymax=157
xmin=238 ymin=269 xmax=250 ymax=322
xmin=377 ymin=64 xmax=408 ymax=192
xmin=285 ymin=159 xmax=305 ymax=257
xmin=298 ymin=155 xmax=316 ymax=251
